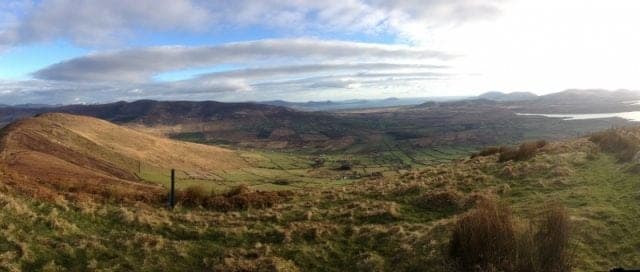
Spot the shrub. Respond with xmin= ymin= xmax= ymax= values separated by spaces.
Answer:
xmin=471 ymin=146 xmax=505 ymax=158
xmin=499 ymin=141 xmax=544 ymax=162
xmin=448 ymin=199 xmax=517 ymax=271
xmin=335 ymin=160 xmax=353 ymax=171
xmin=448 ymin=200 xmax=572 ymax=272
xmin=176 ymin=185 xmax=212 ymax=207
xmin=474 ymin=140 xmax=547 ymax=161
xmin=589 ymin=129 xmax=640 ymax=162
xmin=533 ymin=204 xmax=572 ymax=272
xmin=224 ymin=185 xmax=252 ymax=197
xmin=417 ymin=189 xmax=463 ymax=211
xmin=176 ymin=185 xmax=292 ymax=211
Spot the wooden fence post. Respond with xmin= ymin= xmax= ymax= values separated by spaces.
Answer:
xmin=169 ymin=169 xmax=175 ymax=209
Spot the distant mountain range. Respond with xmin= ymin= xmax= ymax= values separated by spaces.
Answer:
xmin=478 ymin=91 xmax=538 ymax=101
xmin=1 ymin=89 xmax=638 ymax=150
xmin=508 ymin=89 xmax=640 ymax=113
xmin=3 ymin=89 xmax=639 ymax=113
xmin=260 ymin=96 xmax=467 ymax=111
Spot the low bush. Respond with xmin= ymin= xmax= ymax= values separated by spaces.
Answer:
xmin=176 ymin=185 xmax=212 ymax=207
xmin=499 ymin=140 xmax=546 ymax=162
xmin=470 ymin=146 xmax=505 ymax=158
xmin=448 ymin=199 xmax=572 ymax=272
xmin=177 ymin=185 xmax=292 ymax=211
xmin=448 ymin=199 xmax=516 ymax=271
xmin=534 ymin=204 xmax=572 ymax=272
xmin=416 ymin=189 xmax=463 ymax=211
xmin=335 ymin=160 xmax=353 ymax=171
xmin=473 ymin=140 xmax=547 ymax=161
xmin=589 ymin=129 xmax=640 ymax=162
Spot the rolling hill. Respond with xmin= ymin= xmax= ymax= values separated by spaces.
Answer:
xmin=0 ymin=89 xmax=638 ymax=154
xmin=0 ymin=113 xmax=249 ymax=202
xmin=0 ymin=117 xmax=638 ymax=270
xmin=0 ymin=100 xmax=372 ymax=150
xmin=508 ymin=89 xmax=640 ymax=113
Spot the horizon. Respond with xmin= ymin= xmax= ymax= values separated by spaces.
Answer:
xmin=2 ymin=1 xmax=640 ymax=104
xmin=1 ymin=88 xmax=637 ymax=107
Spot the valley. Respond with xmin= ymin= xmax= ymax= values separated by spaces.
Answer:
xmin=3 ymin=2 xmax=640 ymax=270
xmin=0 ymin=90 xmax=639 ymax=271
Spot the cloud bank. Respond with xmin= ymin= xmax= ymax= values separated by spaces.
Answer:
xmin=0 ymin=0 xmax=507 ymax=104
xmin=33 ymin=39 xmax=452 ymax=82
xmin=0 ymin=0 xmax=504 ymax=47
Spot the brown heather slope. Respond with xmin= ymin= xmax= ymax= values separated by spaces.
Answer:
xmin=0 ymin=113 xmax=249 ymax=202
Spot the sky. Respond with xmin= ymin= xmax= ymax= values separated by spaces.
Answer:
xmin=0 ymin=0 xmax=639 ymax=105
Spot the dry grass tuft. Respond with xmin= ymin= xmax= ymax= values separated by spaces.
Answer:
xmin=448 ymin=199 xmax=516 ymax=271
xmin=448 ymin=199 xmax=572 ymax=272
xmin=417 ymin=189 xmax=463 ymax=211
xmin=473 ymin=140 xmax=547 ymax=162
xmin=589 ymin=129 xmax=640 ymax=162
xmin=499 ymin=140 xmax=547 ymax=162
xmin=207 ymin=244 xmax=300 ymax=272
xmin=532 ymin=203 xmax=572 ymax=272
xmin=355 ymin=252 xmax=386 ymax=271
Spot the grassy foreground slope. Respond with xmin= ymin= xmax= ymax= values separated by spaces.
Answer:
xmin=0 ymin=115 xmax=638 ymax=270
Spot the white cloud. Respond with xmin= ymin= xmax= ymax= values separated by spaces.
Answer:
xmin=1 ymin=0 xmax=210 ymax=46
xmin=0 ymin=0 xmax=507 ymax=104
xmin=0 ymin=0 xmax=504 ymax=47
xmin=33 ymin=39 xmax=451 ymax=82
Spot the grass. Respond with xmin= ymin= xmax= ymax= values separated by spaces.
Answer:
xmin=495 ymin=147 xmax=640 ymax=270
xmin=448 ymin=199 xmax=572 ymax=272
xmin=3 ymin=115 xmax=640 ymax=270
xmin=136 ymin=146 xmax=474 ymax=192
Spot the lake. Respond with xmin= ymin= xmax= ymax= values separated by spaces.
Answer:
xmin=516 ymin=111 xmax=640 ymax=122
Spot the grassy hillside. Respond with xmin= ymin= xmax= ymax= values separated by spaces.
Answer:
xmin=0 ymin=113 xmax=252 ymax=202
xmin=0 ymin=114 xmax=639 ymax=270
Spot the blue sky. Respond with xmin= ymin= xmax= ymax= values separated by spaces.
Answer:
xmin=0 ymin=41 xmax=87 ymax=80
xmin=1 ymin=0 xmax=640 ymax=104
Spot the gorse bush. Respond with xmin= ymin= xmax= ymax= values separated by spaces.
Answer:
xmin=589 ymin=129 xmax=640 ymax=162
xmin=448 ymin=199 xmax=572 ymax=272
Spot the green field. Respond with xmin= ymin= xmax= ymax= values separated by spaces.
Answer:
xmin=137 ymin=145 xmax=477 ymax=192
